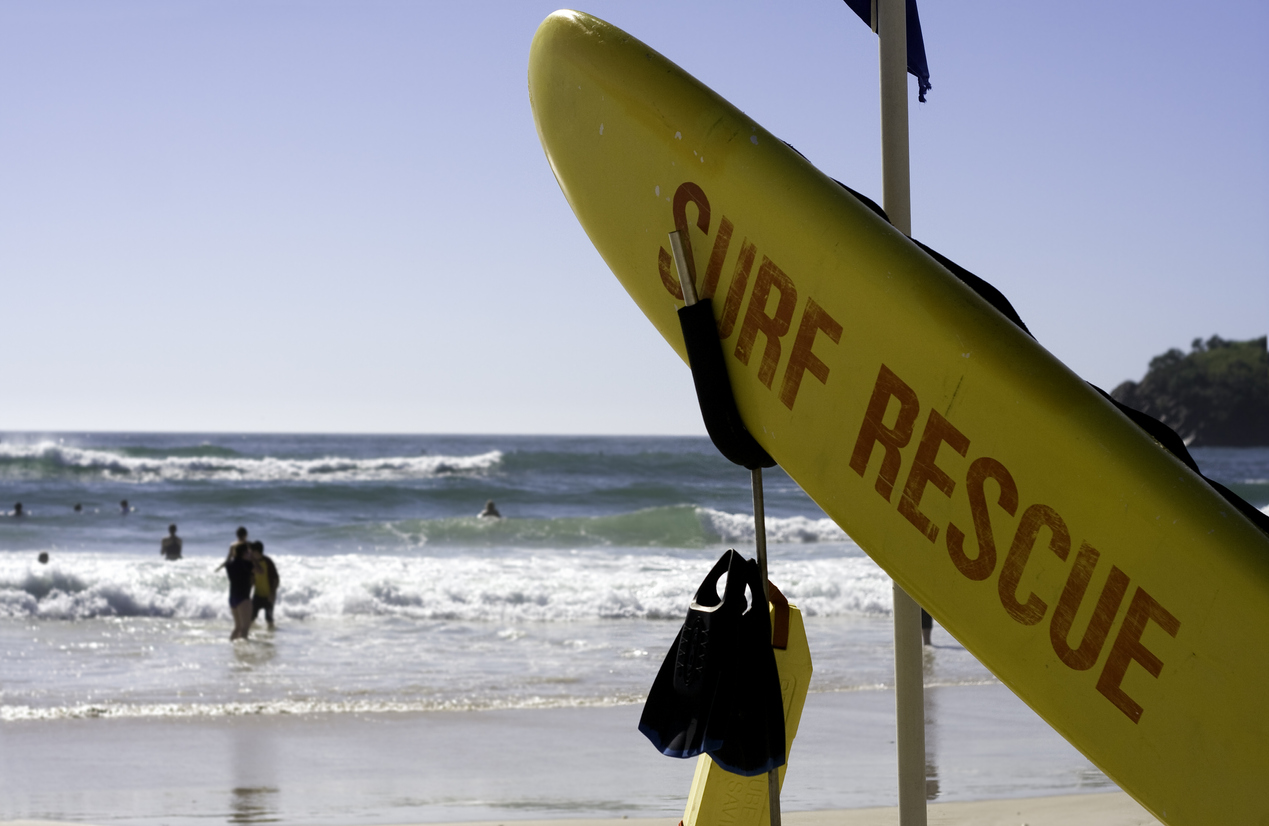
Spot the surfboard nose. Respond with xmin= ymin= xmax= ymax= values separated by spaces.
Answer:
xmin=528 ymin=10 xmax=606 ymax=217
xmin=528 ymin=10 xmax=608 ymax=118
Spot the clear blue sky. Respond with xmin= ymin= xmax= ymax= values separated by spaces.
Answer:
xmin=3 ymin=1 xmax=1265 ymax=434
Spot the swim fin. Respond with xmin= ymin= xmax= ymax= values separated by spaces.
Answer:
xmin=638 ymin=549 xmax=786 ymax=776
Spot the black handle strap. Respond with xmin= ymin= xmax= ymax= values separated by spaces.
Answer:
xmin=678 ymin=300 xmax=776 ymax=470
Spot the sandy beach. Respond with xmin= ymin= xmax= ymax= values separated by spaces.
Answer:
xmin=0 ymin=682 xmax=1159 ymax=825
xmin=0 ymin=794 xmax=1163 ymax=826
xmin=391 ymin=793 xmax=1162 ymax=826
xmin=1 ymin=792 xmax=1162 ymax=826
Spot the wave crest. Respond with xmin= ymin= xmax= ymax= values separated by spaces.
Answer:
xmin=700 ymin=507 xmax=848 ymax=544
xmin=0 ymin=441 xmax=502 ymax=483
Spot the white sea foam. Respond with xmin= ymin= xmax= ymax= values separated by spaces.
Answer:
xmin=700 ymin=507 xmax=849 ymax=544
xmin=0 ymin=694 xmax=648 ymax=722
xmin=2 ymin=681 xmax=1015 ymax=722
xmin=0 ymin=441 xmax=502 ymax=482
xmin=0 ymin=547 xmax=891 ymax=623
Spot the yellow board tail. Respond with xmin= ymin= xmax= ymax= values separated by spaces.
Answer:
xmin=683 ymin=601 xmax=812 ymax=826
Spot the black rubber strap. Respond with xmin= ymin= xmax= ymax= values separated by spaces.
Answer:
xmin=678 ymin=300 xmax=776 ymax=470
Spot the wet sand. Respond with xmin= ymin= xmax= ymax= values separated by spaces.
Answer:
xmin=0 ymin=683 xmax=1153 ymax=825
xmin=0 ymin=793 xmax=1163 ymax=826
xmin=392 ymin=793 xmax=1162 ymax=826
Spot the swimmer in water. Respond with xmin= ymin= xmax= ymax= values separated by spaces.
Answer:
xmin=120 ymin=499 xmax=130 ymax=514
xmin=161 ymin=524 xmax=183 ymax=561
xmin=38 ymin=552 xmax=49 ymax=564
xmin=12 ymin=503 xmax=24 ymax=518
xmin=478 ymin=500 xmax=502 ymax=519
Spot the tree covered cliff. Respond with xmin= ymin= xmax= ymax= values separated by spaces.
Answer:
xmin=1111 ymin=335 xmax=1269 ymax=447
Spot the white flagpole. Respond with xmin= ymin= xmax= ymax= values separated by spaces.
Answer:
xmin=877 ymin=0 xmax=927 ymax=824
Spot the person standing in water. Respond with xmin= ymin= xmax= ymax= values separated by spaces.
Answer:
xmin=249 ymin=541 xmax=280 ymax=630
xmin=120 ymin=499 xmax=131 ymax=515
xmin=220 ymin=526 xmax=250 ymax=565
xmin=224 ymin=543 xmax=256 ymax=641
xmin=217 ymin=527 xmax=259 ymax=639
xmin=160 ymin=525 xmax=183 ymax=561
xmin=478 ymin=500 xmax=501 ymax=518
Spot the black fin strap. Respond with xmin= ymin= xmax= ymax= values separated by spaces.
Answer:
xmin=828 ymin=175 xmax=1032 ymax=337
xmin=692 ymin=549 xmax=741 ymax=608
xmin=909 ymin=238 xmax=1033 ymax=337
xmin=678 ymin=300 xmax=775 ymax=470
xmin=1205 ymin=477 xmax=1269 ymax=538
xmin=1091 ymin=384 xmax=1269 ymax=538
xmin=1091 ymin=384 xmax=1199 ymax=472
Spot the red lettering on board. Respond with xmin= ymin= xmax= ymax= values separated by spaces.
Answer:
xmin=946 ymin=457 xmax=1018 ymax=581
xmin=734 ymin=257 xmax=797 ymax=388
xmin=654 ymin=191 xmax=1185 ymax=725
xmin=658 ymin=182 xmax=711 ymax=299
xmin=700 ymin=216 xmax=733 ymax=300
xmin=848 ymin=365 xmax=920 ymax=503
xmin=998 ymin=504 xmax=1070 ymax=626
xmin=839 ymin=361 xmax=1183 ymax=723
xmin=658 ymin=246 xmax=683 ymax=300
xmin=1095 ymin=587 xmax=1180 ymax=723
xmin=898 ymin=410 xmax=971 ymax=543
xmin=778 ymin=298 xmax=843 ymax=410
xmin=1050 ymin=542 xmax=1131 ymax=671
xmin=718 ymin=239 xmax=756 ymax=339
xmin=672 ymin=182 xmax=710 ymax=292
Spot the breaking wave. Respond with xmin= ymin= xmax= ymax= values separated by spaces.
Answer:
xmin=0 ymin=441 xmax=502 ymax=483
xmin=0 ymin=543 xmax=889 ymax=623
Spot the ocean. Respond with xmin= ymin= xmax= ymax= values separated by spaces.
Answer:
xmin=0 ymin=433 xmax=1265 ymax=823
xmin=2 ymin=433 xmax=1266 ymax=719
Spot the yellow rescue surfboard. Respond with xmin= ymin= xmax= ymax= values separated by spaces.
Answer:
xmin=529 ymin=11 xmax=1269 ymax=825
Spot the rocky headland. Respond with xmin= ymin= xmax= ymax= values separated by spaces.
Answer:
xmin=1112 ymin=335 xmax=1269 ymax=447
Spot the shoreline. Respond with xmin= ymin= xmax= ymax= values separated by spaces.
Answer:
xmin=395 ymin=791 xmax=1162 ymax=825
xmin=0 ymin=792 xmax=1162 ymax=826
xmin=0 ymin=684 xmax=1138 ymax=825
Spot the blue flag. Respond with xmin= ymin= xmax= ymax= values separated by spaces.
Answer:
xmin=843 ymin=0 xmax=931 ymax=102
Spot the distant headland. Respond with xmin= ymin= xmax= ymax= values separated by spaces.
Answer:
xmin=1112 ymin=335 xmax=1269 ymax=447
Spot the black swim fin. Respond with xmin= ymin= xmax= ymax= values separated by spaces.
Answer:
xmin=703 ymin=554 xmax=786 ymax=776
xmin=638 ymin=549 xmax=786 ymax=776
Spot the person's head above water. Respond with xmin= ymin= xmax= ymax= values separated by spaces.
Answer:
xmin=236 ymin=526 xmax=248 ymax=540
xmin=13 ymin=503 xmax=23 ymax=516
xmin=37 ymin=552 xmax=48 ymax=564
xmin=119 ymin=499 xmax=129 ymax=513
xmin=73 ymin=503 xmax=82 ymax=512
